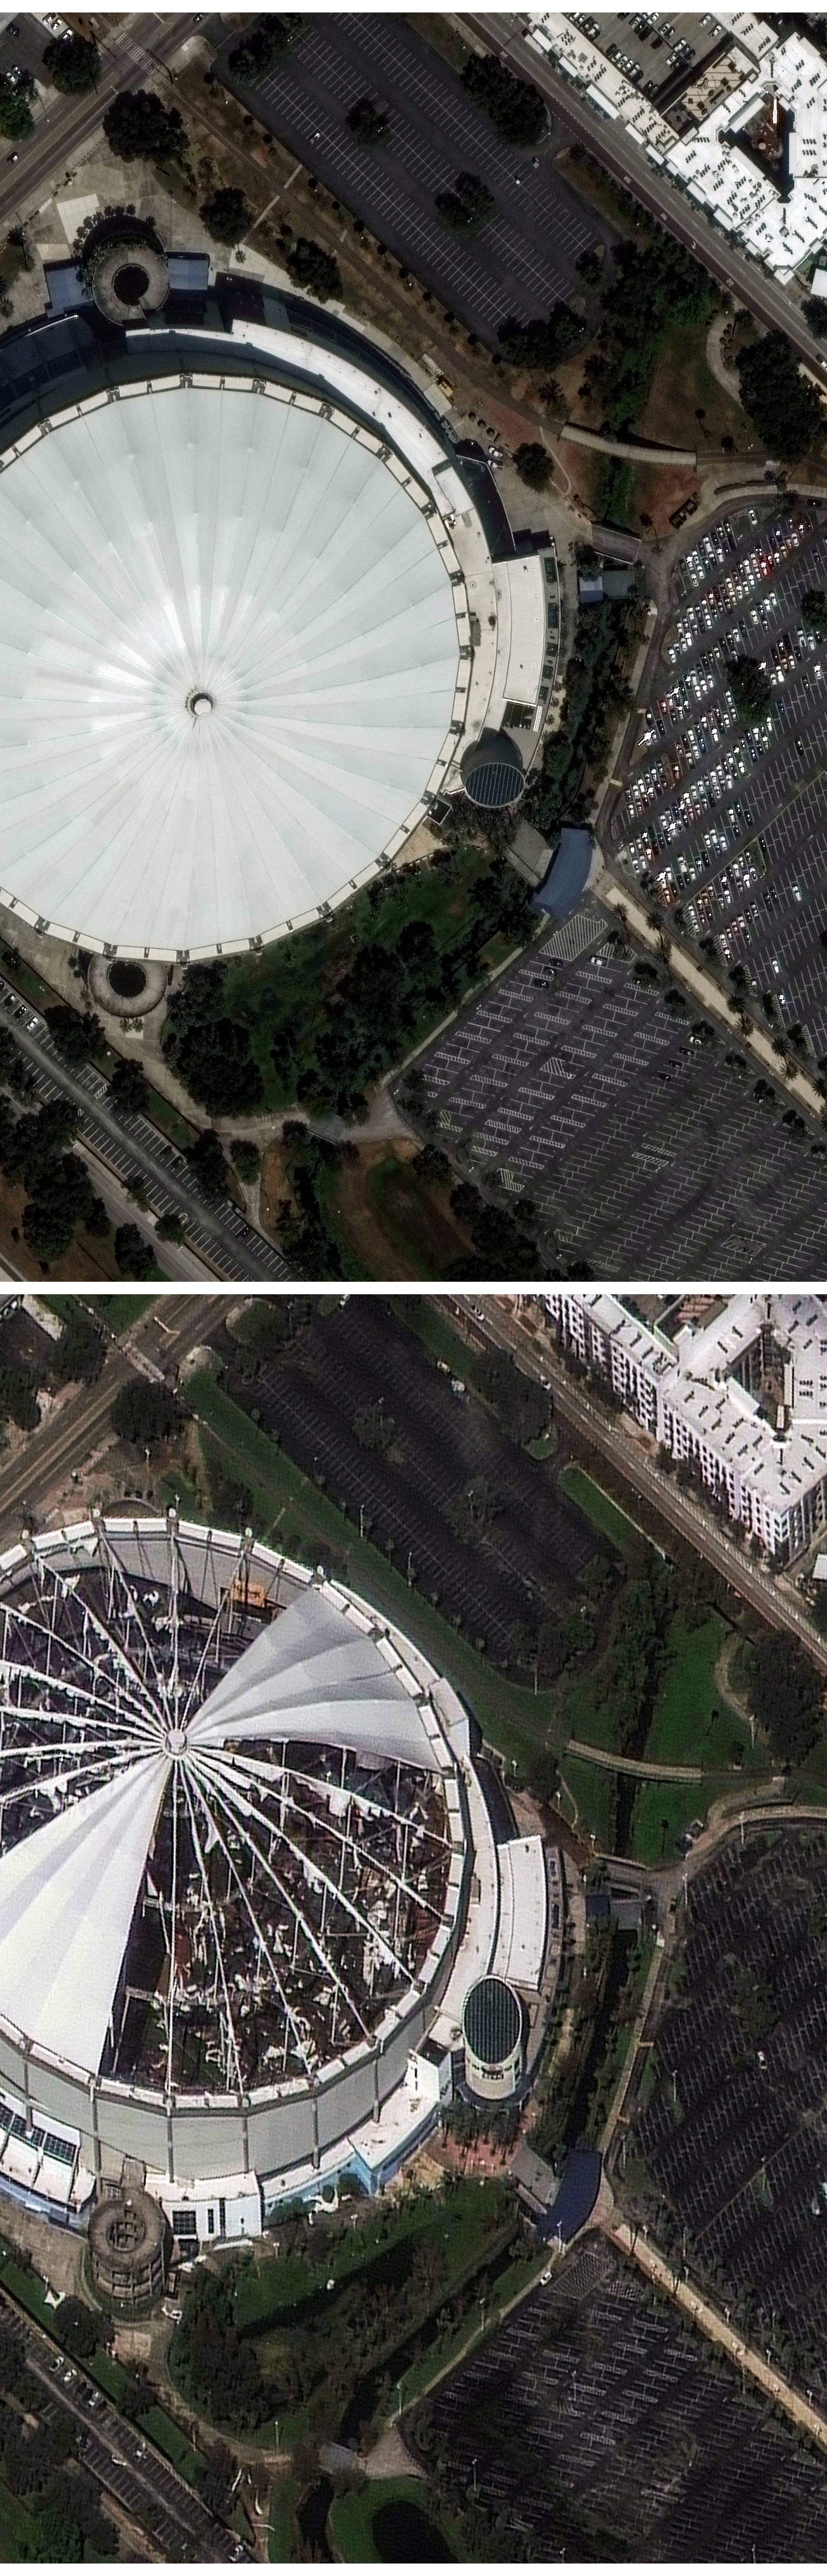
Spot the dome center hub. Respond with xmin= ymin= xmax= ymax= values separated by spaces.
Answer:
xmin=167 ymin=1725 xmax=187 ymax=1754
xmin=189 ymin=690 xmax=214 ymax=719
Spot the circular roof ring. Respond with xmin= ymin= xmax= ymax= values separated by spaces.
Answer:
xmin=86 ymin=231 xmax=169 ymax=323
xmin=461 ymin=728 xmax=525 ymax=812
xmin=87 ymin=954 xmax=168 ymax=1020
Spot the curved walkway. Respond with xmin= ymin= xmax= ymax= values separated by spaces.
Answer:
xmin=559 ymin=419 xmax=697 ymax=469
xmin=566 ymin=1736 xmax=703 ymax=1782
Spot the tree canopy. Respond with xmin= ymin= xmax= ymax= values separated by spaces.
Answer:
xmin=228 ymin=16 xmax=303 ymax=84
xmin=435 ymin=171 xmax=496 ymax=234
xmin=736 ymin=330 xmax=824 ymax=459
xmin=103 ymin=88 xmax=188 ymax=170
xmin=284 ymin=236 xmax=342 ymax=302
xmin=802 ymin=586 xmax=827 ymax=635
xmin=114 ymin=1222 xmax=159 ymax=1278
xmin=111 ymin=1378 xmax=179 ymax=1448
xmin=726 ymin=654 xmax=773 ymax=726
xmin=515 ymin=440 xmax=552 ymax=490
xmin=461 ymin=51 xmax=545 ymax=146
xmin=162 ymin=964 xmax=264 ymax=1119
xmin=346 ymin=94 xmax=389 ymax=146
xmin=748 ymin=1631 xmax=822 ymax=1767
xmin=0 ymin=75 xmax=33 ymax=137
xmin=44 ymin=1005 xmax=100 ymax=1066
xmin=497 ymin=298 xmax=586 ymax=371
xmin=43 ymin=32 xmax=99 ymax=91
xmin=200 ymin=186 xmax=250 ymax=245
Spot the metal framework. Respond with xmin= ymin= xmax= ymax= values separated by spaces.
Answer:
xmin=0 ymin=1522 xmax=453 ymax=2103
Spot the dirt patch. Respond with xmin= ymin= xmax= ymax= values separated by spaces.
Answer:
xmin=327 ymin=1139 xmax=474 ymax=1280
xmin=259 ymin=1140 xmax=291 ymax=1239
xmin=638 ymin=318 xmax=754 ymax=457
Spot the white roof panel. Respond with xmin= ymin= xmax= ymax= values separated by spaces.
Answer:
xmin=0 ymin=1756 xmax=166 ymax=2075
xmin=0 ymin=382 xmax=460 ymax=957
xmin=190 ymin=1588 xmax=441 ymax=1771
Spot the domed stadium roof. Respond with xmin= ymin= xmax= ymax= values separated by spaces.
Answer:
xmin=0 ymin=1546 xmax=451 ymax=2090
xmin=0 ymin=379 xmax=462 ymax=958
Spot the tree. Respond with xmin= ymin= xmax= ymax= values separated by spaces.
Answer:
xmin=156 ymin=1208 xmax=184 ymax=1242
xmin=726 ymin=654 xmax=772 ymax=726
xmin=230 ymin=1138 xmax=260 ymax=1182
xmin=103 ymin=89 xmax=189 ymax=171
xmin=461 ymin=51 xmax=545 ymax=146
xmin=346 ymin=94 xmax=389 ymax=146
xmin=42 ymin=31 xmax=99 ymax=91
xmin=514 ymin=440 xmax=552 ymax=490
xmin=196 ymin=2440 xmax=234 ymax=2518
xmin=171 ymin=2267 xmax=268 ymax=2432
xmin=802 ymin=586 xmax=827 ymax=636
xmin=114 ymin=1222 xmax=159 ymax=1278
xmin=285 ymin=236 xmax=342 ymax=302
xmin=200 ymin=186 xmax=250 ymax=245
xmin=0 ymin=68 xmax=34 ymax=138
xmin=162 ymin=964 xmax=264 ymax=1118
xmin=43 ymin=1005 xmax=100 ymax=1066
xmin=737 ymin=330 xmax=823 ymax=459
xmin=498 ymin=299 xmax=586 ymax=371
xmin=53 ymin=1311 xmax=105 ymax=1385
xmin=28 ymin=2505 xmax=84 ymax=2560
xmin=111 ymin=1378 xmax=179 ymax=1447
xmin=109 ymin=1057 xmax=150 ymax=1116
xmin=435 ymin=171 xmax=496 ymax=235
xmin=748 ymin=1631 xmax=822 ymax=1766
xmin=228 ymin=16 xmax=303 ymax=84
xmin=187 ymin=1128 xmax=229 ymax=1202
xmin=55 ymin=2297 xmax=98 ymax=2362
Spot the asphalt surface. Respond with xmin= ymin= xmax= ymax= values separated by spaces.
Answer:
xmin=0 ymin=1293 xmax=227 ymax=1541
xmin=460 ymin=12 xmax=827 ymax=388
xmin=7 ymin=2295 xmax=244 ymax=2561
xmin=0 ymin=984 xmax=288 ymax=1283
xmin=457 ymin=1300 xmax=827 ymax=1672
xmin=214 ymin=11 xmax=609 ymax=342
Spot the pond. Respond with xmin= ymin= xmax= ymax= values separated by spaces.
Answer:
xmin=296 ymin=2475 xmax=334 ymax=2560
xmin=372 ymin=2499 xmax=454 ymax=2561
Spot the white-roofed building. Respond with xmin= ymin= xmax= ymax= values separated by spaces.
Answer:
xmin=0 ymin=301 xmax=550 ymax=963
xmin=547 ymin=1291 xmax=827 ymax=1557
xmin=0 ymin=1515 xmax=543 ymax=2241
xmin=529 ymin=13 xmax=827 ymax=286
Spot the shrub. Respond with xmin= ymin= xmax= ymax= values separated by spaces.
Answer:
xmin=346 ymin=94 xmax=389 ymax=146
xmin=435 ymin=171 xmax=496 ymax=234
xmin=200 ymin=185 xmax=250 ymax=245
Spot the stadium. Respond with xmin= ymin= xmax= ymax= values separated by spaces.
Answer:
xmin=0 ymin=1516 xmax=550 ymax=2247
xmin=0 ymin=271 xmax=553 ymax=964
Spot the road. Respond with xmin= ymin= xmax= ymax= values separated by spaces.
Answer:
xmin=0 ymin=1294 xmax=227 ymax=1542
xmin=3 ymin=2290 xmax=243 ymax=2561
xmin=0 ymin=14 xmax=196 ymax=234
xmin=0 ymin=984 xmax=288 ymax=1285
xmin=451 ymin=1299 xmax=827 ymax=1673
xmin=460 ymin=13 xmax=827 ymax=388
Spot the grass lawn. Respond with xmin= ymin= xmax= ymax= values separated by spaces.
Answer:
xmin=138 ymin=2405 xmax=201 ymax=2482
xmin=328 ymin=2475 xmax=463 ymax=2562
xmin=559 ymin=1463 xmax=652 ymax=1559
xmin=645 ymin=1615 xmax=766 ymax=1774
xmin=559 ymin=1752 xmax=617 ymax=1849
xmin=268 ymin=2473 xmax=300 ymax=2561
xmin=183 ymin=1370 xmax=563 ymax=1774
xmin=629 ymin=1776 xmax=706 ymax=1864
xmin=81 ymin=1294 xmax=158 ymax=1333
xmin=235 ymin=2181 xmax=512 ymax=2335
xmin=320 ymin=1146 xmax=473 ymax=1283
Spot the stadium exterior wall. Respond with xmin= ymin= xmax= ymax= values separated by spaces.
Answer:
xmin=0 ymin=1520 xmax=480 ymax=2198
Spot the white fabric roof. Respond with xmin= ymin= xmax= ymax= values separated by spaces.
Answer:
xmin=0 ymin=382 xmax=460 ymax=957
xmin=189 ymin=1588 xmax=442 ymax=1771
xmin=0 ymin=1757 xmax=166 ymax=2074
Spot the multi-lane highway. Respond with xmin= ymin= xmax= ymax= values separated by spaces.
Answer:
xmin=0 ymin=984 xmax=288 ymax=1284
xmin=0 ymin=14 xmax=197 ymax=234
xmin=460 ymin=13 xmax=827 ymax=390
xmin=0 ymin=1293 xmax=228 ymax=1541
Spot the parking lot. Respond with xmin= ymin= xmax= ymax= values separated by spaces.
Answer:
xmin=215 ymin=1298 xmax=608 ymax=1675
xmin=617 ymin=500 xmax=827 ymax=1056
xmin=420 ymin=2231 xmax=827 ymax=2558
xmin=216 ymin=13 xmax=608 ymax=340
xmin=418 ymin=921 xmax=827 ymax=1274
xmin=637 ymin=1832 xmax=827 ymax=2383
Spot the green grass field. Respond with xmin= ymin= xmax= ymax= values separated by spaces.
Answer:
xmin=644 ymin=1614 xmax=764 ymax=1772
xmin=629 ymin=1777 xmax=706 ymax=1864
xmin=268 ymin=2474 xmax=300 ymax=2561
xmin=558 ymin=1464 xmax=652 ymax=1558
xmin=559 ymin=1752 xmax=617 ymax=1849
xmin=328 ymin=2475 xmax=463 ymax=2562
